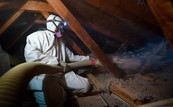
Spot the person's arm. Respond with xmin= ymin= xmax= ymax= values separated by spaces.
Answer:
xmin=65 ymin=46 xmax=102 ymax=65
xmin=65 ymin=47 xmax=90 ymax=62
xmin=24 ymin=35 xmax=59 ymax=65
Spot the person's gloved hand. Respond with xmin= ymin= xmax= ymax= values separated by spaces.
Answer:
xmin=95 ymin=59 xmax=102 ymax=66
xmin=59 ymin=61 xmax=71 ymax=73
xmin=89 ymin=57 xmax=103 ymax=67
xmin=95 ymin=59 xmax=103 ymax=67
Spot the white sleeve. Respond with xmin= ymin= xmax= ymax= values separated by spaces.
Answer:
xmin=65 ymin=46 xmax=90 ymax=62
xmin=24 ymin=35 xmax=59 ymax=65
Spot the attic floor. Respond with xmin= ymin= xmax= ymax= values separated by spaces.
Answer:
xmin=22 ymin=41 xmax=173 ymax=107
xmin=72 ymin=41 xmax=173 ymax=107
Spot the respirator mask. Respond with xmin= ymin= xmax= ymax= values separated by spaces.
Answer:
xmin=47 ymin=16 xmax=67 ymax=38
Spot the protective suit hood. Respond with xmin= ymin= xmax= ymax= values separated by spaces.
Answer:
xmin=46 ymin=14 xmax=63 ymax=32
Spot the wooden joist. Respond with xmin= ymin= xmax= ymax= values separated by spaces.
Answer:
xmin=71 ymin=95 xmax=108 ymax=107
xmin=87 ymin=73 xmax=102 ymax=91
xmin=110 ymin=83 xmax=142 ymax=106
xmin=46 ymin=0 xmax=123 ymax=76
xmin=147 ymin=0 xmax=173 ymax=48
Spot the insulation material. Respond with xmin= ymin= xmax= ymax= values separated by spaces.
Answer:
xmin=88 ymin=40 xmax=173 ymax=106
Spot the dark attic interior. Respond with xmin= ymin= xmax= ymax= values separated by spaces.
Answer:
xmin=0 ymin=0 xmax=173 ymax=107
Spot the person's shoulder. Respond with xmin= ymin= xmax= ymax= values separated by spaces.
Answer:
xmin=27 ymin=30 xmax=46 ymax=38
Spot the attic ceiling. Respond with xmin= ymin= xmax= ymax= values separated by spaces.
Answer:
xmin=0 ymin=0 xmax=171 ymax=66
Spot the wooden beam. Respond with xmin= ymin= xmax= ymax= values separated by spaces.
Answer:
xmin=110 ymin=84 xmax=142 ymax=106
xmin=0 ymin=1 xmax=53 ymax=35
xmin=34 ymin=20 xmax=46 ymax=24
xmin=71 ymin=95 xmax=108 ymax=107
xmin=46 ymin=0 xmax=123 ymax=76
xmin=84 ymin=0 xmax=161 ymax=36
xmin=62 ymin=33 xmax=86 ymax=55
xmin=22 ymin=1 xmax=56 ymax=13
xmin=147 ymin=0 xmax=173 ymax=48
xmin=0 ymin=9 xmax=24 ymax=35
xmin=0 ymin=1 xmax=55 ymax=12
xmin=87 ymin=73 xmax=102 ymax=91
xmin=137 ymin=98 xmax=173 ymax=107
xmin=0 ymin=2 xmax=9 ymax=7
xmin=41 ymin=11 xmax=50 ymax=19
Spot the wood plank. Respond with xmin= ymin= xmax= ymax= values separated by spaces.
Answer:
xmin=0 ymin=1 xmax=54 ymax=12
xmin=62 ymin=33 xmax=86 ymax=55
xmin=147 ymin=0 xmax=173 ymax=48
xmin=46 ymin=0 xmax=123 ymax=76
xmin=22 ymin=1 xmax=56 ymax=13
xmin=137 ymin=98 xmax=173 ymax=107
xmin=0 ymin=1 xmax=52 ymax=35
xmin=41 ymin=11 xmax=50 ymax=19
xmin=87 ymin=73 xmax=102 ymax=91
xmin=84 ymin=0 xmax=161 ymax=36
xmin=0 ymin=2 xmax=9 ymax=7
xmin=110 ymin=83 xmax=137 ymax=101
xmin=0 ymin=9 xmax=24 ymax=35
xmin=71 ymin=95 xmax=108 ymax=107
xmin=34 ymin=20 xmax=46 ymax=24
xmin=111 ymin=93 xmax=132 ymax=107
xmin=110 ymin=83 xmax=142 ymax=106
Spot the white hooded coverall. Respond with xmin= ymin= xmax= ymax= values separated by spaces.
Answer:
xmin=24 ymin=14 xmax=90 ymax=107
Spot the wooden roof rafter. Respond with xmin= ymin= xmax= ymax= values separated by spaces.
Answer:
xmin=0 ymin=0 xmax=86 ymax=56
xmin=62 ymin=0 xmax=126 ymax=42
xmin=0 ymin=1 xmax=55 ymax=35
xmin=0 ymin=1 xmax=55 ymax=12
xmin=147 ymin=0 xmax=173 ymax=48
xmin=0 ymin=1 xmax=129 ymax=42
xmin=84 ymin=0 xmax=161 ymax=36
xmin=46 ymin=0 xmax=123 ymax=76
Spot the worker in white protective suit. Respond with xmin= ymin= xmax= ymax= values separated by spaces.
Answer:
xmin=24 ymin=14 xmax=100 ymax=107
